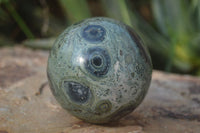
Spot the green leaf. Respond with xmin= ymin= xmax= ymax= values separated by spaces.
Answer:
xmin=152 ymin=0 xmax=191 ymax=40
xmin=101 ymin=0 xmax=132 ymax=26
xmin=59 ymin=0 xmax=91 ymax=24
xmin=4 ymin=2 xmax=34 ymax=39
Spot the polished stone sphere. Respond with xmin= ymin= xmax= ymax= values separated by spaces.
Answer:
xmin=47 ymin=17 xmax=152 ymax=124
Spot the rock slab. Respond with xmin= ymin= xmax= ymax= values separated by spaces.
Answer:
xmin=0 ymin=47 xmax=200 ymax=133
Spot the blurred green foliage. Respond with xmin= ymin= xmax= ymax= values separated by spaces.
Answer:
xmin=0 ymin=0 xmax=200 ymax=76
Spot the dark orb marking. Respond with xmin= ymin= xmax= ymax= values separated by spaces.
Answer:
xmin=63 ymin=81 xmax=90 ymax=104
xmin=126 ymin=26 xmax=152 ymax=66
xmin=92 ymin=56 xmax=103 ymax=67
xmin=84 ymin=47 xmax=111 ymax=77
xmin=82 ymin=25 xmax=106 ymax=43
xmin=95 ymin=100 xmax=112 ymax=114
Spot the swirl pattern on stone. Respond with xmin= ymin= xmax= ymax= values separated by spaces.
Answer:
xmin=95 ymin=100 xmax=112 ymax=114
xmin=82 ymin=25 xmax=106 ymax=43
xmin=83 ymin=47 xmax=111 ymax=77
xmin=63 ymin=81 xmax=91 ymax=104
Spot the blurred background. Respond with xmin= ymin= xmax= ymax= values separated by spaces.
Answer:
xmin=0 ymin=0 xmax=200 ymax=76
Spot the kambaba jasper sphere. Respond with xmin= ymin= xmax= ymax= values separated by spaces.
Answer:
xmin=47 ymin=17 xmax=152 ymax=124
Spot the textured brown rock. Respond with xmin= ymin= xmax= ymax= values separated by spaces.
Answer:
xmin=0 ymin=46 xmax=200 ymax=133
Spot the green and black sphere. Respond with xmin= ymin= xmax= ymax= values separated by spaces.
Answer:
xmin=47 ymin=17 xmax=152 ymax=124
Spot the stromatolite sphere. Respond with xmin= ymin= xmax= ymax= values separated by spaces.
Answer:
xmin=47 ymin=17 xmax=152 ymax=124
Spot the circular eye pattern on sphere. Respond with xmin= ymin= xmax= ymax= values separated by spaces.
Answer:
xmin=92 ymin=55 xmax=103 ymax=67
xmin=84 ymin=47 xmax=111 ymax=77
xmin=63 ymin=81 xmax=91 ymax=104
xmin=47 ymin=17 xmax=152 ymax=124
xmin=82 ymin=25 xmax=106 ymax=43
xmin=95 ymin=100 xmax=112 ymax=114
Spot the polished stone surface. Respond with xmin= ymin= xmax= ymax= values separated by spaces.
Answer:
xmin=47 ymin=17 xmax=152 ymax=123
